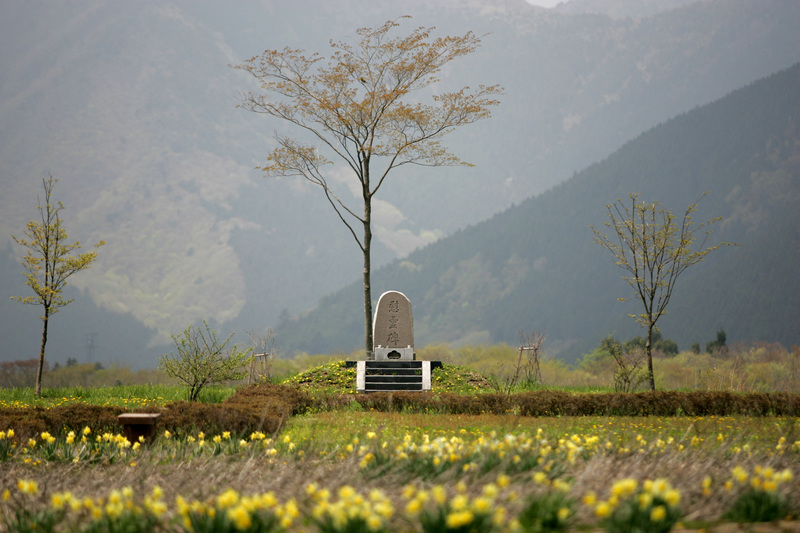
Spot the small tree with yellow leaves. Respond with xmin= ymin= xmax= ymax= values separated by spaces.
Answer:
xmin=11 ymin=175 xmax=104 ymax=396
xmin=591 ymin=192 xmax=732 ymax=391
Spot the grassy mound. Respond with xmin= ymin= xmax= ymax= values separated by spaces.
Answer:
xmin=280 ymin=360 xmax=494 ymax=393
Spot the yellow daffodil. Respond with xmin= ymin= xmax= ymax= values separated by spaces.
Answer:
xmin=595 ymin=501 xmax=612 ymax=518
xmin=446 ymin=509 xmax=474 ymax=528
xmin=17 ymin=479 xmax=38 ymax=495
xmin=651 ymin=505 xmax=667 ymax=521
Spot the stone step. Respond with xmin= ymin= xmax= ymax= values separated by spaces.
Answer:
xmin=365 ymin=375 xmax=423 ymax=384
xmin=365 ymin=360 xmax=423 ymax=369
xmin=366 ymin=368 xmax=421 ymax=376
xmin=355 ymin=360 xmax=438 ymax=393
xmin=364 ymin=382 xmax=424 ymax=391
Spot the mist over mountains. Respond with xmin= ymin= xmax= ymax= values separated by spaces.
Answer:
xmin=279 ymin=64 xmax=800 ymax=362
xmin=1 ymin=0 xmax=798 ymax=367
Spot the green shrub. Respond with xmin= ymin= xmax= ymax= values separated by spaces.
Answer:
xmin=517 ymin=490 xmax=575 ymax=532
xmin=159 ymin=321 xmax=253 ymax=402
xmin=725 ymin=488 xmax=790 ymax=523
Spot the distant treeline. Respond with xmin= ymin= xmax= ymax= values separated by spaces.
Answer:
xmin=0 ymin=359 xmax=171 ymax=390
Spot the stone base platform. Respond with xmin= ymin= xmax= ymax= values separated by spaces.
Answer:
xmin=345 ymin=360 xmax=443 ymax=393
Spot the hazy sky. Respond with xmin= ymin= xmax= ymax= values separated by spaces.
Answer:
xmin=526 ymin=0 xmax=563 ymax=6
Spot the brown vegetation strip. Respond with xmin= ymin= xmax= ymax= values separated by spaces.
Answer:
xmin=2 ymin=385 xmax=799 ymax=440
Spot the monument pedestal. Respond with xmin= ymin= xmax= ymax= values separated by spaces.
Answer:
xmin=374 ymin=346 xmax=414 ymax=361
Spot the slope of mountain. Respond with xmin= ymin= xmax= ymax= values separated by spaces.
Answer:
xmin=276 ymin=64 xmax=800 ymax=361
xmin=1 ymin=0 xmax=798 ymax=366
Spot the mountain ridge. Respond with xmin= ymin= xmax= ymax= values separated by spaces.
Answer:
xmin=1 ymin=0 xmax=798 ymax=366
xmin=275 ymin=63 xmax=800 ymax=361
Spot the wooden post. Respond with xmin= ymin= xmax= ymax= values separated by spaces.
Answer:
xmin=248 ymin=353 xmax=269 ymax=385
xmin=118 ymin=413 xmax=161 ymax=444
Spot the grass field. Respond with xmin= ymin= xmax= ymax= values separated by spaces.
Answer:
xmin=0 ymin=383 xmax=236 ymax=409
xmin=1 ymin=353 xmax=799 ymax=532
xmin=1 ymin=383 xmax=798 ymax=532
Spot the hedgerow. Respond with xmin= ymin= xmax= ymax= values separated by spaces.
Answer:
xmin=2 ymin=380 xmax=798 ymax=440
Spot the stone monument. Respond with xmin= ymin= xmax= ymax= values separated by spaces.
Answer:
xmin=350 ymin=290 xmax=440 ymax=392
xmin=372 ymin=290 xmax=414 ymax=361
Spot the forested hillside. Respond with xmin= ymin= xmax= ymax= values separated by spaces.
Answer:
xmin=276 ymin=65 xmax=800 ymax=362
xmin=1 ymin=0 xmax=798 ymax=367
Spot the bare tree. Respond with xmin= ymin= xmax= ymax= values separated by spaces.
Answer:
xmin=601 ymin=337 xmax=649 ymax=392
xmin=519 ymin=329 xmax=545 ymax=386
xmin=233 ymin=18 xmax=501 ymax=357
xmin=246 ymin=328 xmax=277 ymax=383
xmin=491 ymin=329 xmax=545 ymax=396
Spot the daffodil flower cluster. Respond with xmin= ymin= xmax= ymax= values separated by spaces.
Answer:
xmin=726 ymin=464 xmax=793 ymax=492
xmin=0 ymin=475 xmax=546 ymax=533
xmin=516 ymin=476 xmax=576 ymax=533
xmin=3 ymin=416 xmax=799 ymax=468
xmin=722 ymin=464 xmax=794 ymax=522
xmin=402 ymin=480 xmax=507 ymax=533
xmin=0 ymin=428 xmax=16 ymax=460
xmin=306 ymin=483 xmax=393 ymax=532
xmin=2 ymin=480 xmax=164 ymax=533
xmin=0 ymin=426 xmax=288 ymax=466
xmin=360 ymin=428 xmax=600 ymax=479
xmin=176 ymin=487 xmax=299 ymax=532
xmin=0 ymin=421 xmax=798 ymax=530
xmin=11 ymin=426 xmax=143 ymax=465
xmin=584 ymin=478 xmax=682 ymax=533
xmin=2 ymin=465 xmax=798 ymax=532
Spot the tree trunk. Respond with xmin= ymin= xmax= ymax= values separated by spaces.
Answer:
xmin=363 ymin=200 xmax=373 ymax=360
xmin=35 ymin=308 xmax=49 ymax=397
xmin=645 ymin=322 xmax=656 ymax=391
